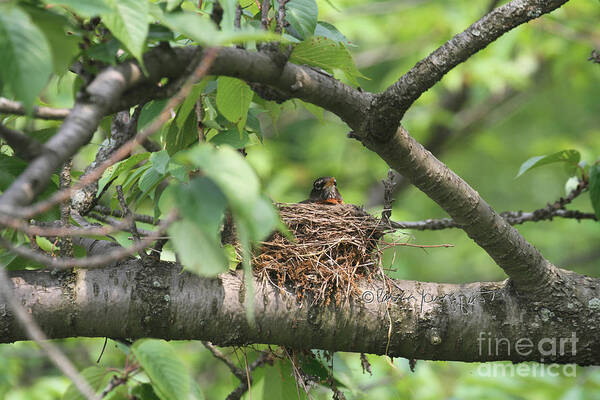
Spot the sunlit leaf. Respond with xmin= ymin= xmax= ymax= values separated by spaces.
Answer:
xmin=98 ymin=153 xmax=150 ymax=194
xmin=169 ymin=219 xmax=228 ymax=276
xmin=102 ymin=0 xmax=149 ymax=64
xmin=131 ymin=339 xmax=191 ymax=400
xmin=516 ymin=149 xmax=581 ymax=178
xmin=216 ymin=77 xmax=253 ymax=131
xmin=289 ymin=36 xmax=367 ymax=86
xmin=41 ymin=0 xmax=113 ymax=18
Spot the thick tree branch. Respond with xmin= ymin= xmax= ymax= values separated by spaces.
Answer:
xmin=359 ymin=125 xmax=560 ymax=295
xmin=0 ymin=46 xmax=198 ymax=208
xmin=367 ymin=0 xmax=570 ymax=138
xmin=0 ymin=46 xmax=369 ymax=213
xmin=2 ymin=262 xmax=599 ymax=365
xmin=0 ymin=267 xmax=99 ymax=399
xmin=0 ymin=124 xmax=43 ymax=161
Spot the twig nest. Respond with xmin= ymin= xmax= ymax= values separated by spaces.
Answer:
xmin=252 ymin=203 xmax=390 ymax=305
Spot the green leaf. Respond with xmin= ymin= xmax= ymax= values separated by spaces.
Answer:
xmin=209 ymin=129 xmax=250 ymax=149
xmin=137 ymin=168 xmax=163 ymax=199
xmin=298 ymin=99 xmax=324 ymax=122
xmin=224 ymin=244 xmax=240 ymax=270
xmin=178 ymin=144 xmax=279 ymax=242
xmin=285 ymin=0 xmax=318 ymax=39
xmin=0 ymin=154 xmax=28 ymax=190
xmin=314 ymin=21 xmax=354 ymax=46
xmin=151 ymin=8 xmax=219 ymax=45
xmin=589 ymin=163 xmax=600 ymax=220
xmin=237 ymin=195 xmax=279 ymax=241
xmin=516 ymin=149 xmax=581 ymax=178
xmin=216 ymin=77 xmax=253 ymax=130
xmin=175 ymin=84 xmax=203 ymax=129
xmin=62 ymin=366 xmax=114 ymax=400
xmin=166 ymin=0 xmax=184 ymax=12
xmin=220 ymin=0 xmax=237 ymax=32
xmin=239 ymin=0 xmax=260 ymax=15
xmin=85 ymin=38 xmax=121 ymax=65
xmin=289 ymin=36 xmax=367 ymax=86
xmin=0 ymin=4 xmax=53 ymax=110
xmin=169 ymin=219 xmax=228 ymax=276
xmin=41 ymin=0 xmax=113 ymax=18
xmin=176 ymin=177 xmax=226 ymax=234
xmin=131 ymin=383 xmax=161 ymax=400
xmin=102 ymin=0 xmax=149 ymax=64
xmin=98 ymin=153 xmax=150 ymax=194
xmin=23 ymin=5 xmax=80 ymax=74
xmin=165 ymin=109 xmax=199 ymax=155
xmin=263 ymin=360 xmax=299 ymax=399
xmin=179 ymin=144 xmax=259 ymax=212
xmin=152 ymin=7 xmax=280 ymax=46
xmin=150 ymin=150 xmax=170 ymax=175
xmin=138 ymin=99 xmax=168 ymax=130
xmin=131 ymin=339 xmax=191 ymax=400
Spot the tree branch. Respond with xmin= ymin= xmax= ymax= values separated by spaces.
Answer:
xmin=2 ymin=262 xmax=599 ymax=365
xmin=0 ymin=97 xmax=70 ymax=120
xmin=392 ymin=209 xmax=597 ymax=231
xmin=0 ymin=124 xmax=43 ymax=161
xmin=0 ymin=267 xmax=99 ymax=399
xmin=367 ymin=0 xmax=570 ymax=138
xmin=359 ymin=125 xmax=559 ymax=295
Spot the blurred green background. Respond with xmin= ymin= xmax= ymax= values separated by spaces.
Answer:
xmin=2 ymin=0 xmax=600 ymax=398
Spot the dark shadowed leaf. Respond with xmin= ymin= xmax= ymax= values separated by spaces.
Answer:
xmin=285 ymin=0 xmax=318 ymax=39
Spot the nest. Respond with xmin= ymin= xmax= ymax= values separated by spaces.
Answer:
xmin=251 ymin=203 xmax=390 ymax=306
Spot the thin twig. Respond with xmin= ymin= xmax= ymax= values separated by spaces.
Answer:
xmin=276 ymin=0 xmax=290 ymax=34
xmin=0 ymin=97 xmax=70 ymax=120
xmin=116 ymin=185 xmax=146 ymax=260
xmin=0 ymin=213 xmax=132 ymax=237
xmin=93 ymin=205 xmax=158 ymax=225
xmin=202 ymin=342 xmax=246 ymax=381
xmin=381 ymin=169 xmax=394 ymax=224
xmin=260 ymin=0 xmax=270 ymax=30
xmin=0 ymin=212 xmax=176 ymax=269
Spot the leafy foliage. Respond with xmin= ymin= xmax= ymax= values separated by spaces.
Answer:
xmin=0 ymin=0 xmax=599 ymax=398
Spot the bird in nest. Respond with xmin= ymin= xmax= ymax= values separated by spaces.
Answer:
xmin=301 ymin=176 xmax=343 ymax=204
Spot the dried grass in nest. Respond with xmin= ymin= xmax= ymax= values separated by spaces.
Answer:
xmin=252 ymin=203 xmax=391 ymax=306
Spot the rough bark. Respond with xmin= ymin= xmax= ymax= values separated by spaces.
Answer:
xmin=2 ymin=261 xmax=599 ymax=365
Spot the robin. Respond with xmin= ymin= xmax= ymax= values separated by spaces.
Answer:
xmin=301 ymin=176 xmax=343 ymax=204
